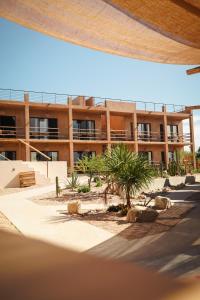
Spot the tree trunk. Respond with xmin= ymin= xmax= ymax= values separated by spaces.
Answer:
xmin=126 ymin=188 xmax=131 ymax=208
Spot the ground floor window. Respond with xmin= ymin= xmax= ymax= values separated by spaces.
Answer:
xmin=0 ymin=151 xmax=16 ymax=160
xmin=74 ymin=151 xmax=96 ymax=163
xmin=139 ymin=151 xmax=152 ymax=162
xmin=31 ymin=151 xmax=58 ymax=161
xmin=168 ymin=151 xmax=176 ymax=161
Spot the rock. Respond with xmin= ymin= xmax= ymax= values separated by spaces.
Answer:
xmin=185 ymin=175 xmax=196 ymax=185
xmin=136 ymin=206 xmax=158 ymax=222
xmin=68 ymin=201 xmax=80 ymax=214
xmin=162 ymin=187 xmax=171 ymax=193
xmin=126 ymin=208 xmax=138 ymax=223
xmin=127 ymin=206 xmax=158 ymax=223
xmin=154 ymin=196 xmax=172 ymax=210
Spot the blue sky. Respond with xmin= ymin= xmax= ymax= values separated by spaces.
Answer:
xmin=0 ymin=18 xmax=199 ymax=148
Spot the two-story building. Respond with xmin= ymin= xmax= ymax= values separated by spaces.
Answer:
xmin=0 ymin=88 xmax=196 ymax=171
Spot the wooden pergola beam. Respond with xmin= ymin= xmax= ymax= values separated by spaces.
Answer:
xmin=186 ymin=66 xmax=200 ymax=75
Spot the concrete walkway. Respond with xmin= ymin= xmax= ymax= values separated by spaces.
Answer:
xmin=88 ymin=184 xmax=200 ymax=278
xmin=0 ymin=184 xmax=113 ymax=251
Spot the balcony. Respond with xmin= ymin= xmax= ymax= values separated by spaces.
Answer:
xmin=73 ymin=128 xmax=106 ymax=140
xmin=137 ymin=131 xmax=163 ymax=142
xmin=168 ymin=133 xmax=190 ymax=143
xmin=0 ymin=126 xmax=24 ymax=139
xmin=111 ymin=130 xmax=133 ymax=141
xmin=30 ymin=127 xmax=68 ymax=140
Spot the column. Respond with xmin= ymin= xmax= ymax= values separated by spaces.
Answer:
xmin=68 ymin=97 xmax=74 ymax=172
xmin=24 ymin=93 xmax=30 ymax=161
xmin=133 ymin=111 xmax=138 ymax=152
xmin=163 ymin=105 xmax=169 ymax=169
xmin=106 ymin=109 xmax=111 ymax=151
xmin=189 ymin=112 xmax=196 ymax=169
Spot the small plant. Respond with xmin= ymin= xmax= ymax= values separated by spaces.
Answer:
xmin=66 ymin=172 xmax=79 ymax=190
xmin=94 ymin=176 xmax=102 ymax=187
xmin=56 ymin=176 xmax=61 ymax=197
xmin=78 ymin=185 xmax=90 ymax=193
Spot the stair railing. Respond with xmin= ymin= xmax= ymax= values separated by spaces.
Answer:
xmin=18 ymin=139 xmax=51 ymax=178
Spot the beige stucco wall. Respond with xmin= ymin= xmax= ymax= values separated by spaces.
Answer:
xmin=0 ymin=161 xmax=67 ymax=188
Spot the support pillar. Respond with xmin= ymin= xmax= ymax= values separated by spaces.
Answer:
xmin=163 ymin=105 xmax=169 ymax=169
xmin=24 ymin=93 xmax=30 ymax=161
xmin=68 ymin=97 xmax=74 ymax=172
xmin=106 ymin=109 xmax=111 ymax=151
xmin=189 ymin=112 xmax=196 ymax=169
xmin=133 ymin=111 xmax=138 ymax=153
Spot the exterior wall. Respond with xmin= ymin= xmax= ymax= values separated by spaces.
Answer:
xmin=0 ymin=160 xmax=67 ymax=188
xmin=0 ymin=96 xmax=194 ymax=169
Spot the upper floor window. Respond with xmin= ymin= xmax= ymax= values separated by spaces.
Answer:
xmin=167 ymin=125 xmax=178 ymax=142
xmin=137 ymin=123 xmax=151 ymax=141
xmin=0 ymin=116 xmax=16 ymax=138
xmin=73 ymin=120 xmax=95 ymax=140
xmin=30 ymin=117 xmax=58 ymax=139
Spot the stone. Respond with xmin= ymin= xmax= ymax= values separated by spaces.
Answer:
xmin=185 ymin=175 xmax=196 ymax=185
xmin=162 ymin=187 xmax=171 ymax=193
xmin=126 ymin=208 xmax=138 ymax=223
xmin=136 ymin=206 xmax=158 ymax=222
xmin=68 ymin=201 xmax=80 ymax=214
xmin=127 ymin=206 xmax=158 ymax=223
xmin=154 ymin=196 xmax=172 ymax=210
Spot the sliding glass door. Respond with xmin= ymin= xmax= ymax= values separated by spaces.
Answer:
xmin=30 ymin=117 xmax=58 ymax=139
xmin=73 ymin=120 xmax=95 ymax=140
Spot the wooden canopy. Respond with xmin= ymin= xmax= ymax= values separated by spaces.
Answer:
xmin=0 ymin=0 xmax=200 ymax=64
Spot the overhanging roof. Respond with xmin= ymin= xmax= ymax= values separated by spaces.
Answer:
xmin=0 ymin=0 xmax=200 ymax=64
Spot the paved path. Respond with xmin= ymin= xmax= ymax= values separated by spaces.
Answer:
xmin=88 ymin=184 xmax=200 ymax=278
xmin=0 ymin=184 xmax=113 ymax=251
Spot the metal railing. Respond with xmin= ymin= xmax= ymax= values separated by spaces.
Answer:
xmin=18 ymin=139 xmax=51 ymax=177
xmin=30 ymin=127 xmax=68 ymax=140
xmin=0 ymin=126 xmax=25 ymax=138
xmin=110 ymin=130 xmax=133 ymax=141
xmin=0 ymin=88 xmax=186 ymax=113
xmin=73 ymin=128 xmax=107 ymax=140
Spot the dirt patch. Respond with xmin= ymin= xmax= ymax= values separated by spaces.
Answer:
xmin=66 ymin=203 xmax=195 ymax=240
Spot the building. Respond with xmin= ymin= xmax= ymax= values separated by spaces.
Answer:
xmin=0 ymin=88 xmax=196 ymax=171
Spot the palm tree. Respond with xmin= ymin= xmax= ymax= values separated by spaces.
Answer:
xmin=105 ymin=144 xmax=154 ymax=208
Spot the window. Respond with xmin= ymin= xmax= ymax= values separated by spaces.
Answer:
xmin=0 ymin=151 xmax=16 ymax=160
xmin=30 ymin=117 xmax=58 ymax=139
xmin=0 ymin=116 xmax=16 ymax=138
xmin=31 ymin=151 xmax=58 ymax=161
xmin=137 ymin=123 xmax=151 ymax=141
xmin=167 ymin=125 xmax=178 ymax=142
xmin=73 ymin=120 xmax=95 ymax=140
xmin=168 ymin=151 xmax=176 ymax=161
xmin=73 ymin=151 xmax=96 ymax=163
xmin=160 ymin=124 xmax=164 ymax=142
xmin=139 ymin=151 xmax=152 ymax=162
xmin=161 ymin=151 xmax=165 ymax=164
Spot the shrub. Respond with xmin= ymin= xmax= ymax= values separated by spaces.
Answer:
xmin=66 ymin=172 xmax=79 ymax=190
xmin=78 ymin=185 xmax=90 ymax=193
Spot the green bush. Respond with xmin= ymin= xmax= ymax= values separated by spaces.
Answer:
xmin=78 ymin=185 xmax=90 ymax=193
xmin=66 ymin=172 xmax=79 ymax=190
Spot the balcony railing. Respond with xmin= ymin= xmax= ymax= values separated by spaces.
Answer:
xmin=110 ymin=130 xmax=133 ymax=141
xmin=0 ymin=126 xmax=24 ymax=138
xmin=168 ymin=133 xmax=191 ymax=143
xmin=0 ymin=88 xmax=186 ymax=113
xmin=137 ymin=131 xmax=163 ymax=142
xmin=73 ymin=128 xmax=107 ymax=140
xmin=30 ymin=127 xmax=68 ymax=140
